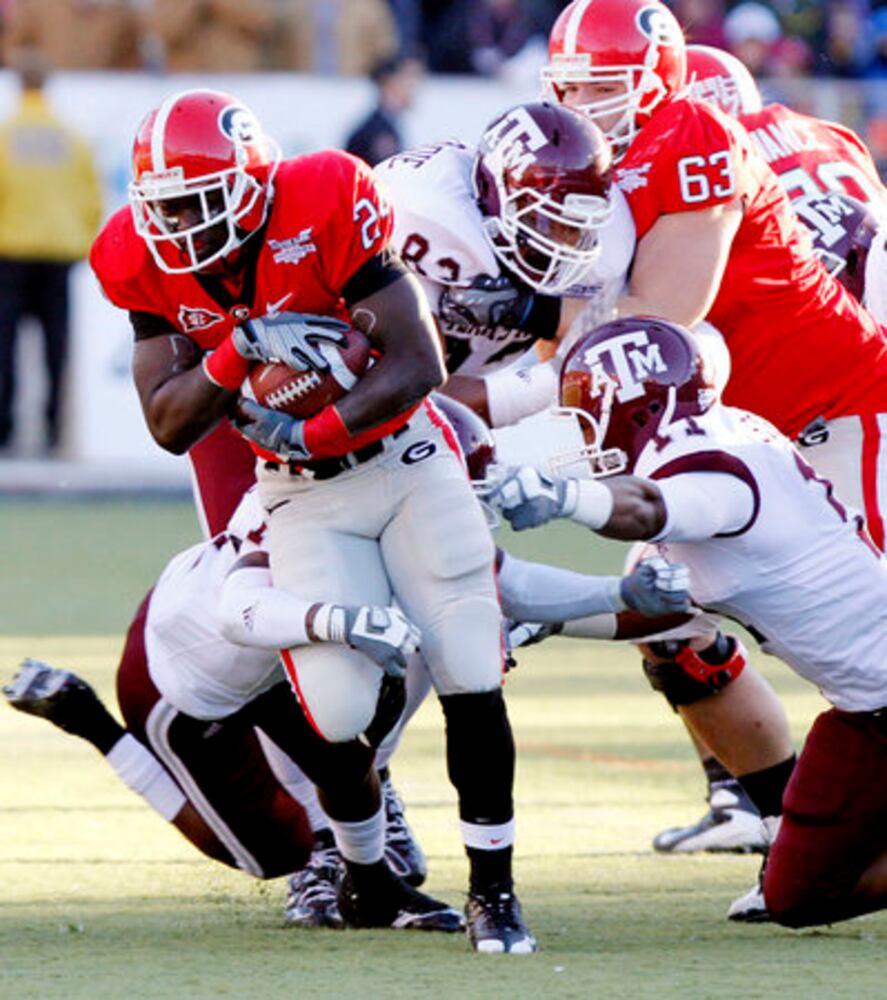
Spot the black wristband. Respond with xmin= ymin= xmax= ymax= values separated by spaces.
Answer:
xmin=523 ymin=293 xmax=561 ymax=341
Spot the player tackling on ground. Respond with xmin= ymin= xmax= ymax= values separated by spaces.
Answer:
xmin=489 ymin=315 xmax=887 ymax=928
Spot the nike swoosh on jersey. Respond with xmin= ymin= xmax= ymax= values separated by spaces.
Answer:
xmin=266 ymin=292 xmax=293 ymax=318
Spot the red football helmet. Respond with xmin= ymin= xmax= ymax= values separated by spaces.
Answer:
xmin=685 ymin=44 xmax=763 ymax=117
xmin=793 ymin=191 xmax=880 ymax=304
xmin=542 ymin=0 xmax=686 ymax=158
xmin=555 ymin=316 xmax=719 ymax=476
xmin=473 ymin=101 xmax=614 ymax=294
xmin=129 ymin=89 xmax=281 ymax=274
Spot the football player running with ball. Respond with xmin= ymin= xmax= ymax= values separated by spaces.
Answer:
xmin=90 ymin=89 xmax=533 ymax=953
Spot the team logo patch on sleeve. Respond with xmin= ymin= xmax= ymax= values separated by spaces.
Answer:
xmin=178 ymin=305 xmax=225 ymax=332
xmin=269 ymin=228 xmax=317 ymax=265
xmin=616 ymin=163 xmax=652 ymax=193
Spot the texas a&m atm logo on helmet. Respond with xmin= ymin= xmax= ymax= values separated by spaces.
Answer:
xmin=556 ymin=316 xmax=718 ymax=475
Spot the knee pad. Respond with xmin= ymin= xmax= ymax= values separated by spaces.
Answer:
xmin=642 ymin=633 xmax=747 ymax=709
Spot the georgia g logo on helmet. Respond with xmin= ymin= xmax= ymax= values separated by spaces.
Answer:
xmin=636 ymin=5 xmax=684 ymax=48
xmin=218 ymin=105 xmax=260 ymax=147
xmin=583 ymin=328 xmax=667 ymax=403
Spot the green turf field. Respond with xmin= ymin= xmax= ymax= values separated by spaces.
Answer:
xmin=1 ymin=500 xmax=885 ymax=999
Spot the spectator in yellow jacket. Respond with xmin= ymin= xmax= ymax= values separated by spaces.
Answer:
xmin=0 ymin=52 xmax=102 ymax=454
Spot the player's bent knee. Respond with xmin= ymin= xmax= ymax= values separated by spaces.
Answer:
xmin=423 ymin=594 xmax=504 ymax=694
xmin=284 ymin=644 xmax=382 ymax=743
xmin=642 ymin=634 xmax=747 ymax=708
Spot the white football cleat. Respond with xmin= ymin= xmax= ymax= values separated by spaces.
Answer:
xmin=653 ymin=782 xmax=767 ymax=854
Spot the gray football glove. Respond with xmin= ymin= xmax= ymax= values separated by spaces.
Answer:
xmin=486 ymin=465 xmax=578 ymax=531
xmin=335 ymin=605 xmax=421 ymax=679
xmin=231 ymin=312 xmax=350 ymax=371
xmin=234 ymin=399 xmax=311 ymax=461
xmin=439 ymin=274 xmax=535 ymax=331
xmin=620 ymin=557 xmax=692 ymax=617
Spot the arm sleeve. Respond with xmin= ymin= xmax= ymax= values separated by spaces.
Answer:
xmin=652 ymin=471 xmax=755 ymax=542
xmin=498 ymin=550 xmax=626 ymax=623
xmin=217 ymin=565 xmax=314 ymax=649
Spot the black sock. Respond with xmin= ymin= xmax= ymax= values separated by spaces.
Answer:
xmin=737 ymin=756 xmax=796 ymax=817
xmin=312 ymin=827 xmax=336 ymax=852
xmin=66 ymin=704 xmax=125 ymax=755
xmin=468 ymin=846 xmax=513 ymax=896
xmin=703 ymin=755 xmax=734 ymax=789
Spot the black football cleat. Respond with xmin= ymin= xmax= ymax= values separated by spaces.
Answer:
xmin=338 ymin=865 xmax=464 ymax=932
xmin=3 ymin=660 xmax=115 ymax=739
xmin=466 ymin=886 xmax=538 ymax=954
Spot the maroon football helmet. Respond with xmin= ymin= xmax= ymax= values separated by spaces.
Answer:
xmin=433 ymin=394 xmax=496 ymax=483
xmin=792 ymin=191 xmax=879 ymax=304
xmin=473 ymin=101 xmax=614 ymax=294
xmin=556 ymin=316 xmax=719 ymax=476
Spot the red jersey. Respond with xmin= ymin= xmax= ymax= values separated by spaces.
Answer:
xmin=91 ymin=150 xmax=413 ymax=455
xmin=616 ymin=97 xmax=887 ymax=438
xmin=739 ymin=104 xmax=885 ymax=207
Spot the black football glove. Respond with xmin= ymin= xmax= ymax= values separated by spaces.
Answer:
xmin=439 ymin=274 xmax=536 ymax=331
xmin=234 ymin=399 xmax=311 ymax=461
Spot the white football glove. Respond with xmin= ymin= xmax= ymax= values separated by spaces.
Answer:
xmin=231 ymin=312 xmax=350 ymax=371
xmin=328 ymin=605 xmax=421 ymax=679
xmin=620 ymin=557 xmax=692 ymax=617
xmin=485 ymin=465 xmax=578 ymax=531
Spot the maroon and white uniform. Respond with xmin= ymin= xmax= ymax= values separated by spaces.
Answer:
xmin=630 ymin=406 xmax=887 ymax=923
xmin=377 ymin=140 xmax=635 ymax=383
xmin=118 ymin=488 xmax=432 ymax=875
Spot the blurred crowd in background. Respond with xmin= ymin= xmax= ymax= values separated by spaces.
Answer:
xmin=0 ymin=1 xmax=883 ymax=80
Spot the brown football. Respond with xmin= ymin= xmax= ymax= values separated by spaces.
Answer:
xmin=243 ymin=327 xmax=372 ymax=419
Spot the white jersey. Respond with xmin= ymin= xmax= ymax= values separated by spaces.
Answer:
xmin=376 ymin=142 xmax=636 ymax=379
xmin=637 ymin=406 xmax=887 ymax=712
xmin=144 ymin=489 xmax=282 ymax=721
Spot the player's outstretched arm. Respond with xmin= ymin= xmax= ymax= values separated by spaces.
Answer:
xmin=485 ymin=465 xmax=666 ymax=539
xmin=487 ymin=465 xmax=754 ymax=542
xmin=217 ymin=553 xmax=420 ymax=677
xmin=498 ymin=549 xmax=691 ymax=622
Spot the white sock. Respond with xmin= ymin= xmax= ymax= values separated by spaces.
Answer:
xmin=460 ymin=818 xmax=515 ymax=851
xmin=106 ymin=734 xmax=186 ymax=822
xmin=330 ymin=806 xmax=385 ymax=865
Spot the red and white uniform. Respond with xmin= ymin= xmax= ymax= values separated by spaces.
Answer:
xmin=735 ymin=103 xmax=887 ymax=549
xmin=91 ymin=151 xmax=407 ymax=534
xmin=631 ymin=404 xmax=887 ymax=924
xmin=739 ymin=104 xmax=886 ymax=209
xmin=618 ymin=97 xmax=887 ymax=548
